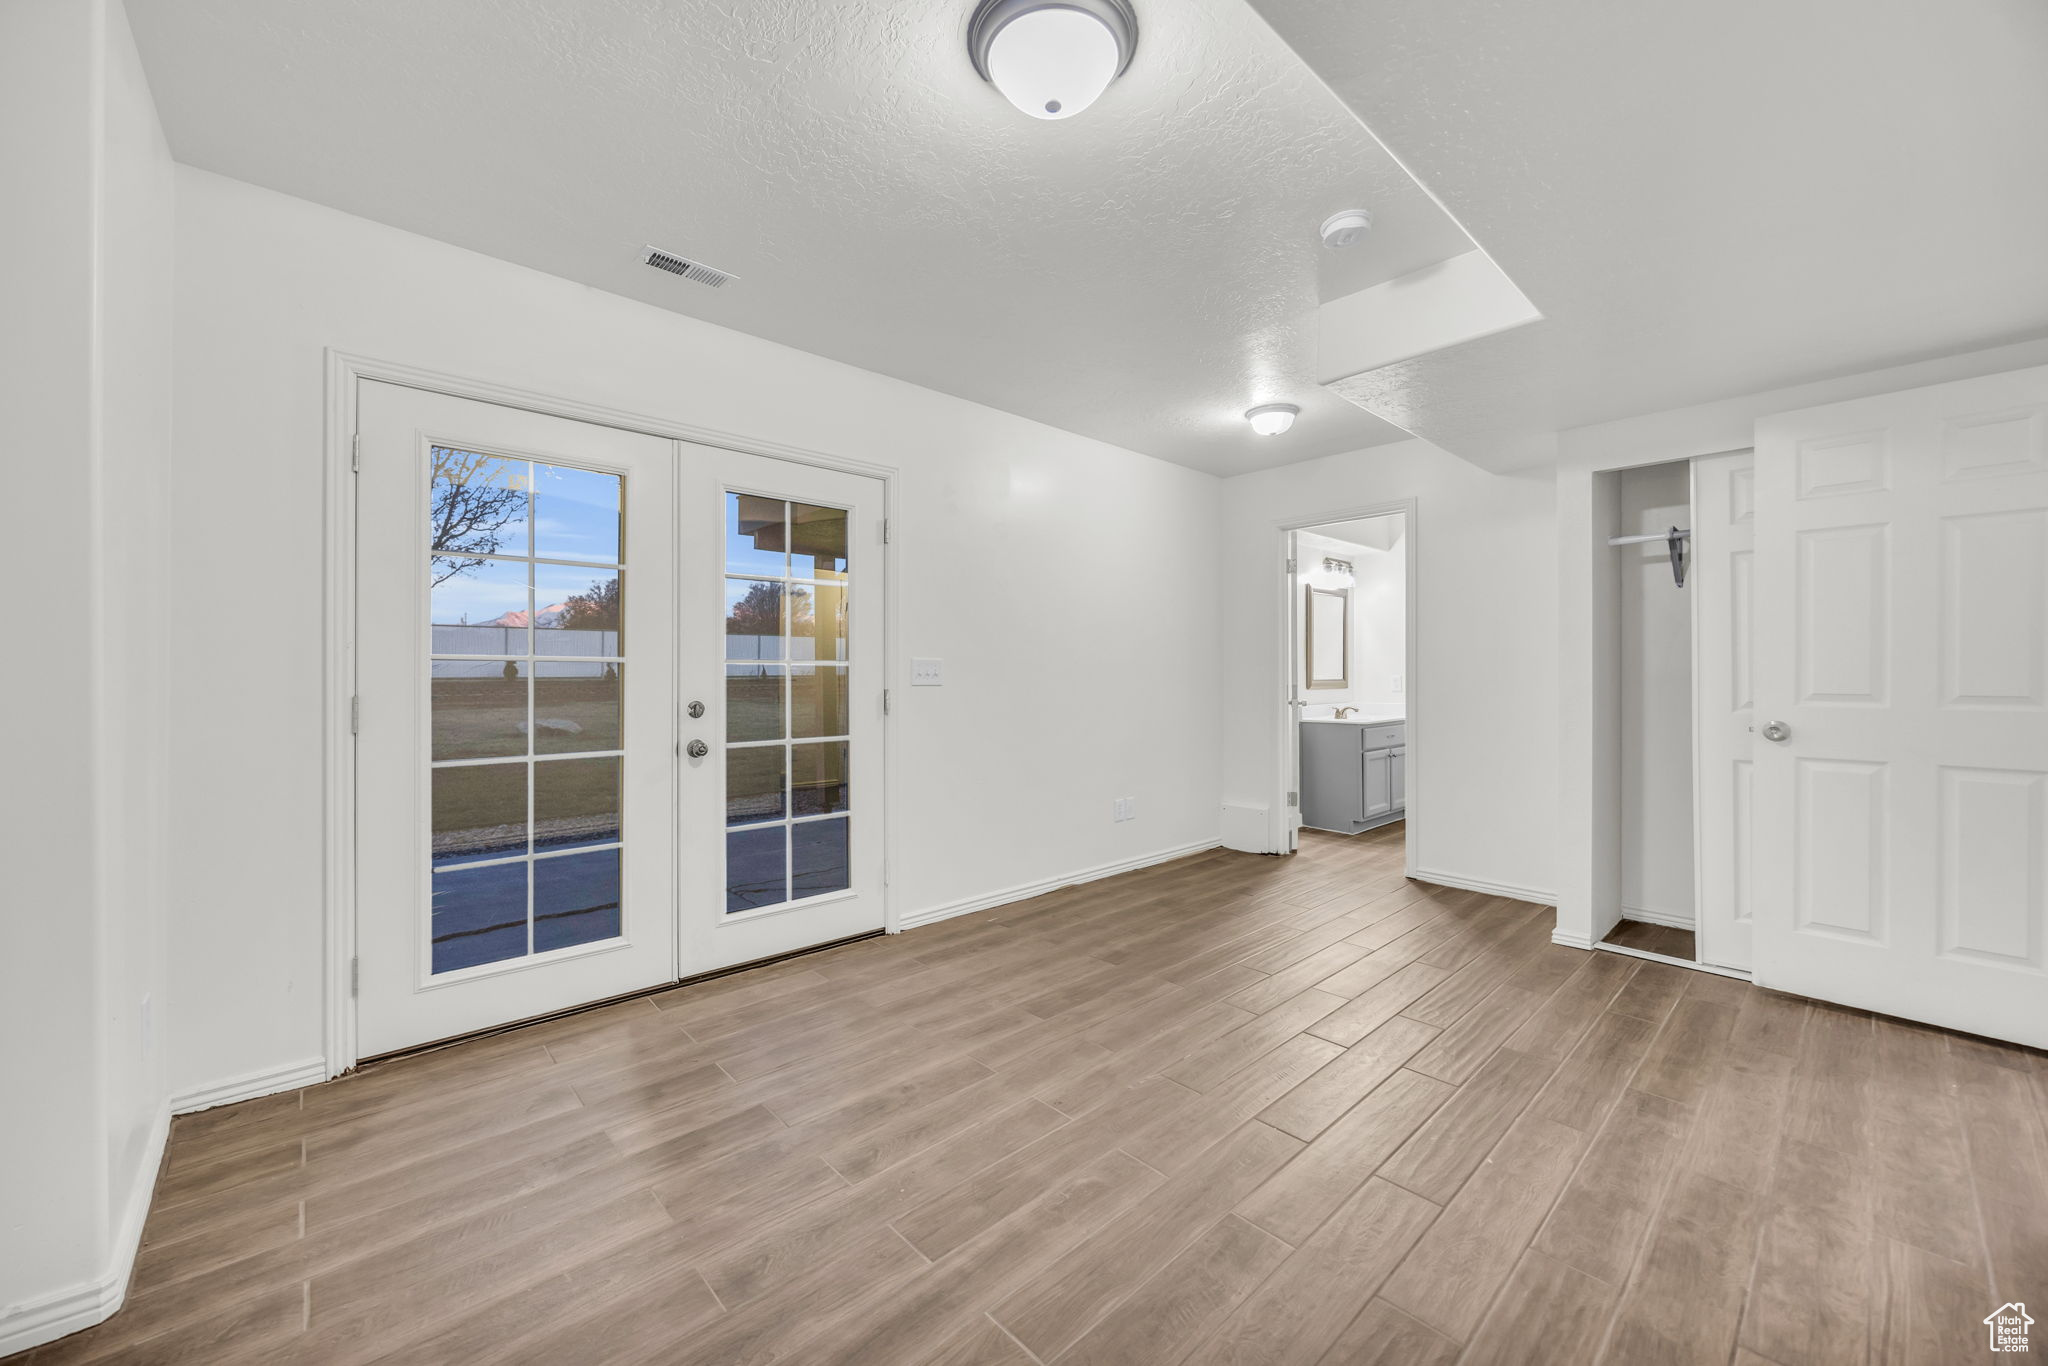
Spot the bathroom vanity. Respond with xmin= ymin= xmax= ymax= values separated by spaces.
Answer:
xmin=1299 ymin=715 xmax=1406 ymax=835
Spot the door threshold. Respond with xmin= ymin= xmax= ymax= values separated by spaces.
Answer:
xmin=1593 ymin=941 xmax=1752 ymax=981
xmin=356 ymin=929 xmax=886 ymax=1070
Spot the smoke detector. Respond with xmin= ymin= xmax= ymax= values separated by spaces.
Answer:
xmin=643 ymin=247 xmax=737 ymax=289
xmin=1319 ymin=210 xmax=1373 ymax=249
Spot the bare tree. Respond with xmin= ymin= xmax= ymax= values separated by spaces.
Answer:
xmin=429 ymin=448 xmax=527 ymax=586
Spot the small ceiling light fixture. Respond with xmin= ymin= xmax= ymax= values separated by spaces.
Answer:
xmin=1320 ymin=209 xmax=1373 ymax=249
xmin=968 ymin=0 xmax=1138 ymax=121
xmin=1246 ymin=403 xmax=1300 ymax=436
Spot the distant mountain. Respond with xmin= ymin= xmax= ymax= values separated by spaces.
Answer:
xmin=488 ymin=602 xmax=572 ymax=628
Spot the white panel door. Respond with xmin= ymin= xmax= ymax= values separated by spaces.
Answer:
xmin=356 ymin=383 xmax=678 ymax=1057
xmin=1693 ymin=451 xmax=1755 ymax=971
xmin=1752 ymin=364 xmax=2048 ymax=1046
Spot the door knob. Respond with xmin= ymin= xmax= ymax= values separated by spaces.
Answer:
xmin=1760 ymin=721 xmax=1791 ymax=743
xmin=686 ymin=739 xmax=709 ymax=759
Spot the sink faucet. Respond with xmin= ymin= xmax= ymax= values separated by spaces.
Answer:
xmin=1334 ymin=706 xmax=1358 ymax=719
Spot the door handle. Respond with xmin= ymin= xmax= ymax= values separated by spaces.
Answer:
xmin=686 ymin=739 xmax=709 ymax=759
xmin=1760 ymin=720 xmax=1791 ymax=743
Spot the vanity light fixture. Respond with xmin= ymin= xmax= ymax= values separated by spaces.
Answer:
xmin=1245 ymin=403 xmax=1299 ymax=436
xmin=968 ymin=0 xmax=1139 ymax=121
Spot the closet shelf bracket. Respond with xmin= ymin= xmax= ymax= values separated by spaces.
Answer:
xmin=1608 ymin=526 xmax=1691 ymax=587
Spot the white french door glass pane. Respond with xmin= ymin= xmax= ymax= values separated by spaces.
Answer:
xmin=533 ymin=756 xmax=620 ymax=851
xmin=727 ymin=663 xmax=786 ymax=742
xmin=432 ymin=659 xmax=528 ymax=760
xmin=431 ymin=862 xmax=529 ymax=974
xmin=431 ymin=762 xmax=526 ymax=866
xmin=719 ymin=491 xmax=855 ymax=917
xmin=431 ymin=557 xmax=529 ymax=646
xmin=425 ymin=454 xmax=628 ymax=971
xmin=725 ymin=579 xmax=784 ymax=657
xmin=533 ymin=565 xmax=622 ymax=653
xmin=431 ymin=449 xmax=530 ymax=558
xmin=727 ymin=825 xmax=787 ymax=912
xmin=533 ymin=662 xmax=620 ymax=753
xmin=533 ymin=465 xmax=621 ymax=563
xmin=790 ymin=502 xmax=849 ymax=580
xmin=791 ymin=742 xmax=849 ymax=816
xmin=533 ymin=849 xmax=621 ymax=951
xmin=727 ymin=745 xmax=787 ymax=826
xmin=788 ymin=583 xmax=848 ymax=662
xmin=793 ymin=818 xmax=851 ymax=898
xmin=790 ymin=664 xmax=849 ymax=738
xmin=726 ymin=494 xmax=787 ymax=576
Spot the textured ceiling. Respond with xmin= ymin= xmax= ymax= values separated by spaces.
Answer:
xmin=127 ymin=0 xmax=1476 ymax=475
xmin=1254 ymin=0 xmax=2048 ymax=468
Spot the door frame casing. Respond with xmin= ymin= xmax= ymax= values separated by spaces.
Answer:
xmin=322 ymin=349 xmax=901 ymax=1077
xmin=1269 ymin=499 xmax=1420 ymax=879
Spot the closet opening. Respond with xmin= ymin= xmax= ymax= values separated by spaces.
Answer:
xmin=1591 ymin=452 xmax=1751 ymax=977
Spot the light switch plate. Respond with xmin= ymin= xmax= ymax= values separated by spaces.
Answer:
xmin=911 ymin=657 xmax=944 ymax=686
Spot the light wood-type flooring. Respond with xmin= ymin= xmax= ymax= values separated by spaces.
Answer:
xmin=1601 ymin=919 xmax=1697 ymax=962
xmin=18 ymin=825 xmax=2048 ymax=1365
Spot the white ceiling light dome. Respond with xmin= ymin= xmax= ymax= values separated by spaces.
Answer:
xmin=1246 ymin=403 xmax=1300 ymax=436
xmin=968 ymin=0 xmax=1139 ymax=121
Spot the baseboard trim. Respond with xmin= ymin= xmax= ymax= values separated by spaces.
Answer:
xmin=1551 ymin=928 xmax=1596 ymax=950
xmin=1412 ymin=868 xmax=1557 ymax=907
xmin=171 ymin=1056 xmax=329 ymax=1116
xmin=897 ymin=840 xmax=1225 ymax=932
xmin=1619 ymin=905 xmax=1697 ymax=930
xmin=0 ymin=1101 xmax=171 ymax=1357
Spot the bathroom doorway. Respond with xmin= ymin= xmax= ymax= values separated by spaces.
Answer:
xmin=1283 ymin=507 xmax=1415 ymax=873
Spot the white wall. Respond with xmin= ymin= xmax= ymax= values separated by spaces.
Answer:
xmin=166 ymin=167 xmax=1223 ymax=1097
xmin=1221 ymin=440 xmax=1557 ymax=898
xmin=0 ymin=0 xmax=175 ymax=1352
xmin=0 ymin=1 xmax=106 ymax=1335
xmin=1349 ymin=523 xmax=1406 ymax=714
xmin=1615 ymin=463 xmax=1693 ymax=926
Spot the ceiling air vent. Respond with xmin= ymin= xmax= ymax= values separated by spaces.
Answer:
xmin=643 ymin=247 xmax=737 ymax=289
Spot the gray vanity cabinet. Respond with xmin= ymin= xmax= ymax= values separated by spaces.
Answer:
xmin=1300 ymin=721 xmax=1407 ymax=835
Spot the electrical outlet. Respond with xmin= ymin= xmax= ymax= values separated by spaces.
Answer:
xmin=1391 ymin=673 xmax=1404 ymax=694
xmin=1113 ymin=796 xmax=1137 ymax=822
xmin=911 ymin=657 xmax=944 ymax=686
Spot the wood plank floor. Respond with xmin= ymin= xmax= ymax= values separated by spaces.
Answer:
xmin=19 ymin=827 xmax=2048 ymax=1365
xmin=1601 ymin=919 xmax=1697 ymax=961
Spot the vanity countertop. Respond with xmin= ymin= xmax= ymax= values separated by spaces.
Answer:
xmin=1301 ymin=712 xmax=1405 ymax=726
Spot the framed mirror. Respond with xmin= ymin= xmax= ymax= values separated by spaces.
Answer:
xmin=1305 ymin=586 xmax=1349 ymax=689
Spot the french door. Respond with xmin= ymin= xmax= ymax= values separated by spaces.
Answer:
xmin=354 ymin=382 xmax=883 ymax=1057
xmin=1752 ymin=364 xmax=2048 ymax=1048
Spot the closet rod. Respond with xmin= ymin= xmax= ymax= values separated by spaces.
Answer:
xmin=1608 ymin=525 xmax=1691 ymax=587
